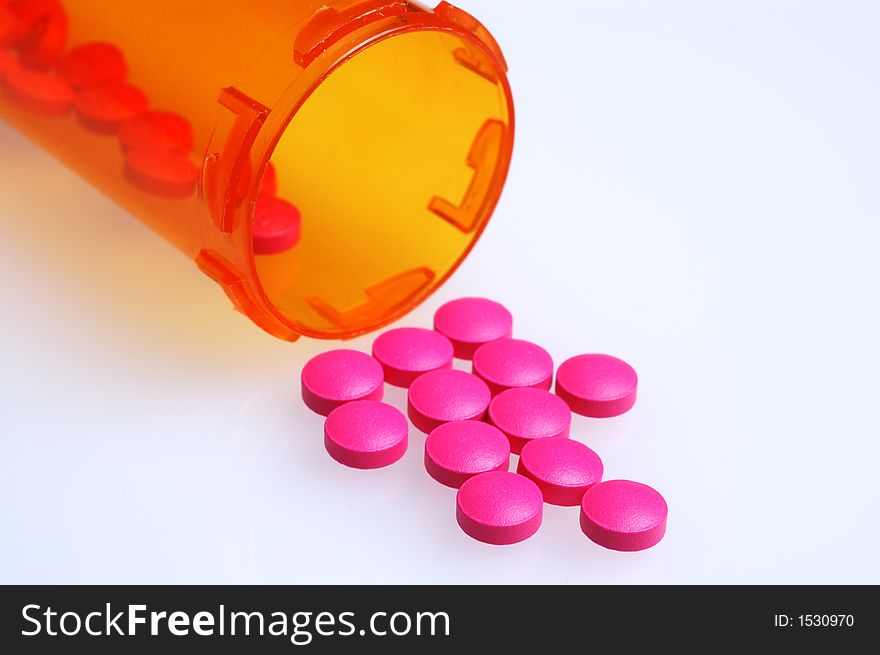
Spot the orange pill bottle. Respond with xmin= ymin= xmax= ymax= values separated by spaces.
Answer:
xmin=0 ymin=0 xmax=514 ymax=340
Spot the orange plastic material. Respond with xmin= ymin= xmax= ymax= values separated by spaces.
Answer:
xmin=0 ymin=0 xmax=514 ymax=340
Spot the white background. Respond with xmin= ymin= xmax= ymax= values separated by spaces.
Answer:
xmin=1 ymin=0 xmax=878 ymax=584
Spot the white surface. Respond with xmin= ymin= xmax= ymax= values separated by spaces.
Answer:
xmin=2 ymin=0 xmax=879 ymax=584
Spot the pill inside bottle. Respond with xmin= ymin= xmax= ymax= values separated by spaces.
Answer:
xmin=0 ymin=1 xmax=515 ymax=342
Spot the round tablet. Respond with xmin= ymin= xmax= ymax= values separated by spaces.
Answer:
xmin=517 ymin=437 xmax=603 ymax=506
xmin=4 ymin=68 xmax=73 ymax=117
xmin=456 ymin=471 xmax=543 ymax=545
xmin=57 ymin=42 xmax=127 ymax=89
xmin=324 ymin=400 xmax=408 ymax=469
xmin=424 ymin=420 xmax=510 ymax=488
xmin=252 ymin=195 xmax=301 ymax=255
xmin=407 ymin=369 xmax=491 ymax=434
xmin=124 ymin=149 xmax=199 ymax=198
xmin=556 ymin=354 xmax=638 ymax=418
xmin=372 ymin=327 xmax=454 ymax=387
xmin=119 ymin=110 xmax=194 ymax=154
xmin=487 ymin=387 xmax=571 ymax=454
xmin=580 ymin=480 xmax=667 ymax=551
xmin=433 ymin=297 xmax=513 ymax=359
xmin=472 ymin=338 xmax=554 ymax=395
xmin=301 ymin=349 xmax=385 ymax=417
xmin=75 ymin=82 xmax=149 ymax=133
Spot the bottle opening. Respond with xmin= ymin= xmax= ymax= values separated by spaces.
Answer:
xmin=253 ymin=28 xmax=513 ymax=339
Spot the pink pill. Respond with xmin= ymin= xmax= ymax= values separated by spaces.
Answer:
xmin=456 ymin=471 xmax=543 ymax=545
xmin=324 ymin=400 xmax=408 ymax=469
xmin=517 ymin=437 xmax=603 ymax=506
xmin=487 ymin=387 xmax=571 ymax=455
xmin=580 ymin=480 xmax=667 ymax=551
xmin=433 ymin=297 xmax=513 ymax=359
xmin=301 ymin=349 xmax=384 ymax=416
xmin=472 ymin=338 xmax=554 ymax=395
xmin=424 ymin=420 xmax=510 ymax=488
xmin=252 ymin=195 xmax=301 ymax=255
xmin=556 ymin=354 xmax=638 ymax=418
xmin=372 ymin=327 xmax=454 ymax=387
xmin=407 ymin=369 xmax=491 ymax=434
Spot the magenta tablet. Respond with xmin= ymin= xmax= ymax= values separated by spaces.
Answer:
xmin=456 ymin=471 xmax=543 ymax=545
xmin=433 ymin=297 xmax=513 ymax=359
xmin=372 ymin=327 xmax=454 ymax=387
xmin=301 ymin=349 xmax=385 ymax=416
xmin=517 ymin=437 xmax=603 ymax=506
xmin=487 ymin=387 xmax=571 ymax=454
xmin=324 ymin=400 xmax=408 ymax=469
xmin=424 ymin=420 xmax=510 ymax=488
xmin=252 ymin=195 xmax=301 ymax=255
xmin=472 ymin=338 xmax=554 ymax=396
xmin=556 ymin=354 xmax=638 ymax=418
xmin=407 ymin=369 xmax=491 ymax=434
xmin=580 ymin=480 xmax=667 ymax=551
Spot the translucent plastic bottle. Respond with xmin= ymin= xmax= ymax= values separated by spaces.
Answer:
xmin=0 ymin=0 xmax=514 ymax=340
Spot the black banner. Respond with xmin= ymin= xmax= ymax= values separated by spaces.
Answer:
xmin=0 ymin=586 xmax=874 ymax=652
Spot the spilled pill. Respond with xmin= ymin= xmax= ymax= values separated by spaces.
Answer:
xmin=372 ymin=327 xmax=454 ymax=388
xmin=472 ymin=338 xmax=554 ymax=395
xmin=556 ymin=354 xmax=638 ymax=418
xmin=456 ymin=471 xmax=543 ymax=545
xmin=301 ymin=349 xmax=384 ymax=417
xmin=487 ymin=386 xmax=571 ymax=454
xmin=433 ymin=297 xmax=512 ymax=359
xmin=424 ymin=420 xmax=510 ymax=488
xmin=517 ymin=437 xmax=603 ymax=506
xmin=580 ymin=480 xmax=667 ymax=551
xmin=407 ymin=368 xmax=491 ymax=434
xmin=298 ymin=295 xmax=666 ymax=548
xmin=324 ymin=400 xmax=408 ymax=469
